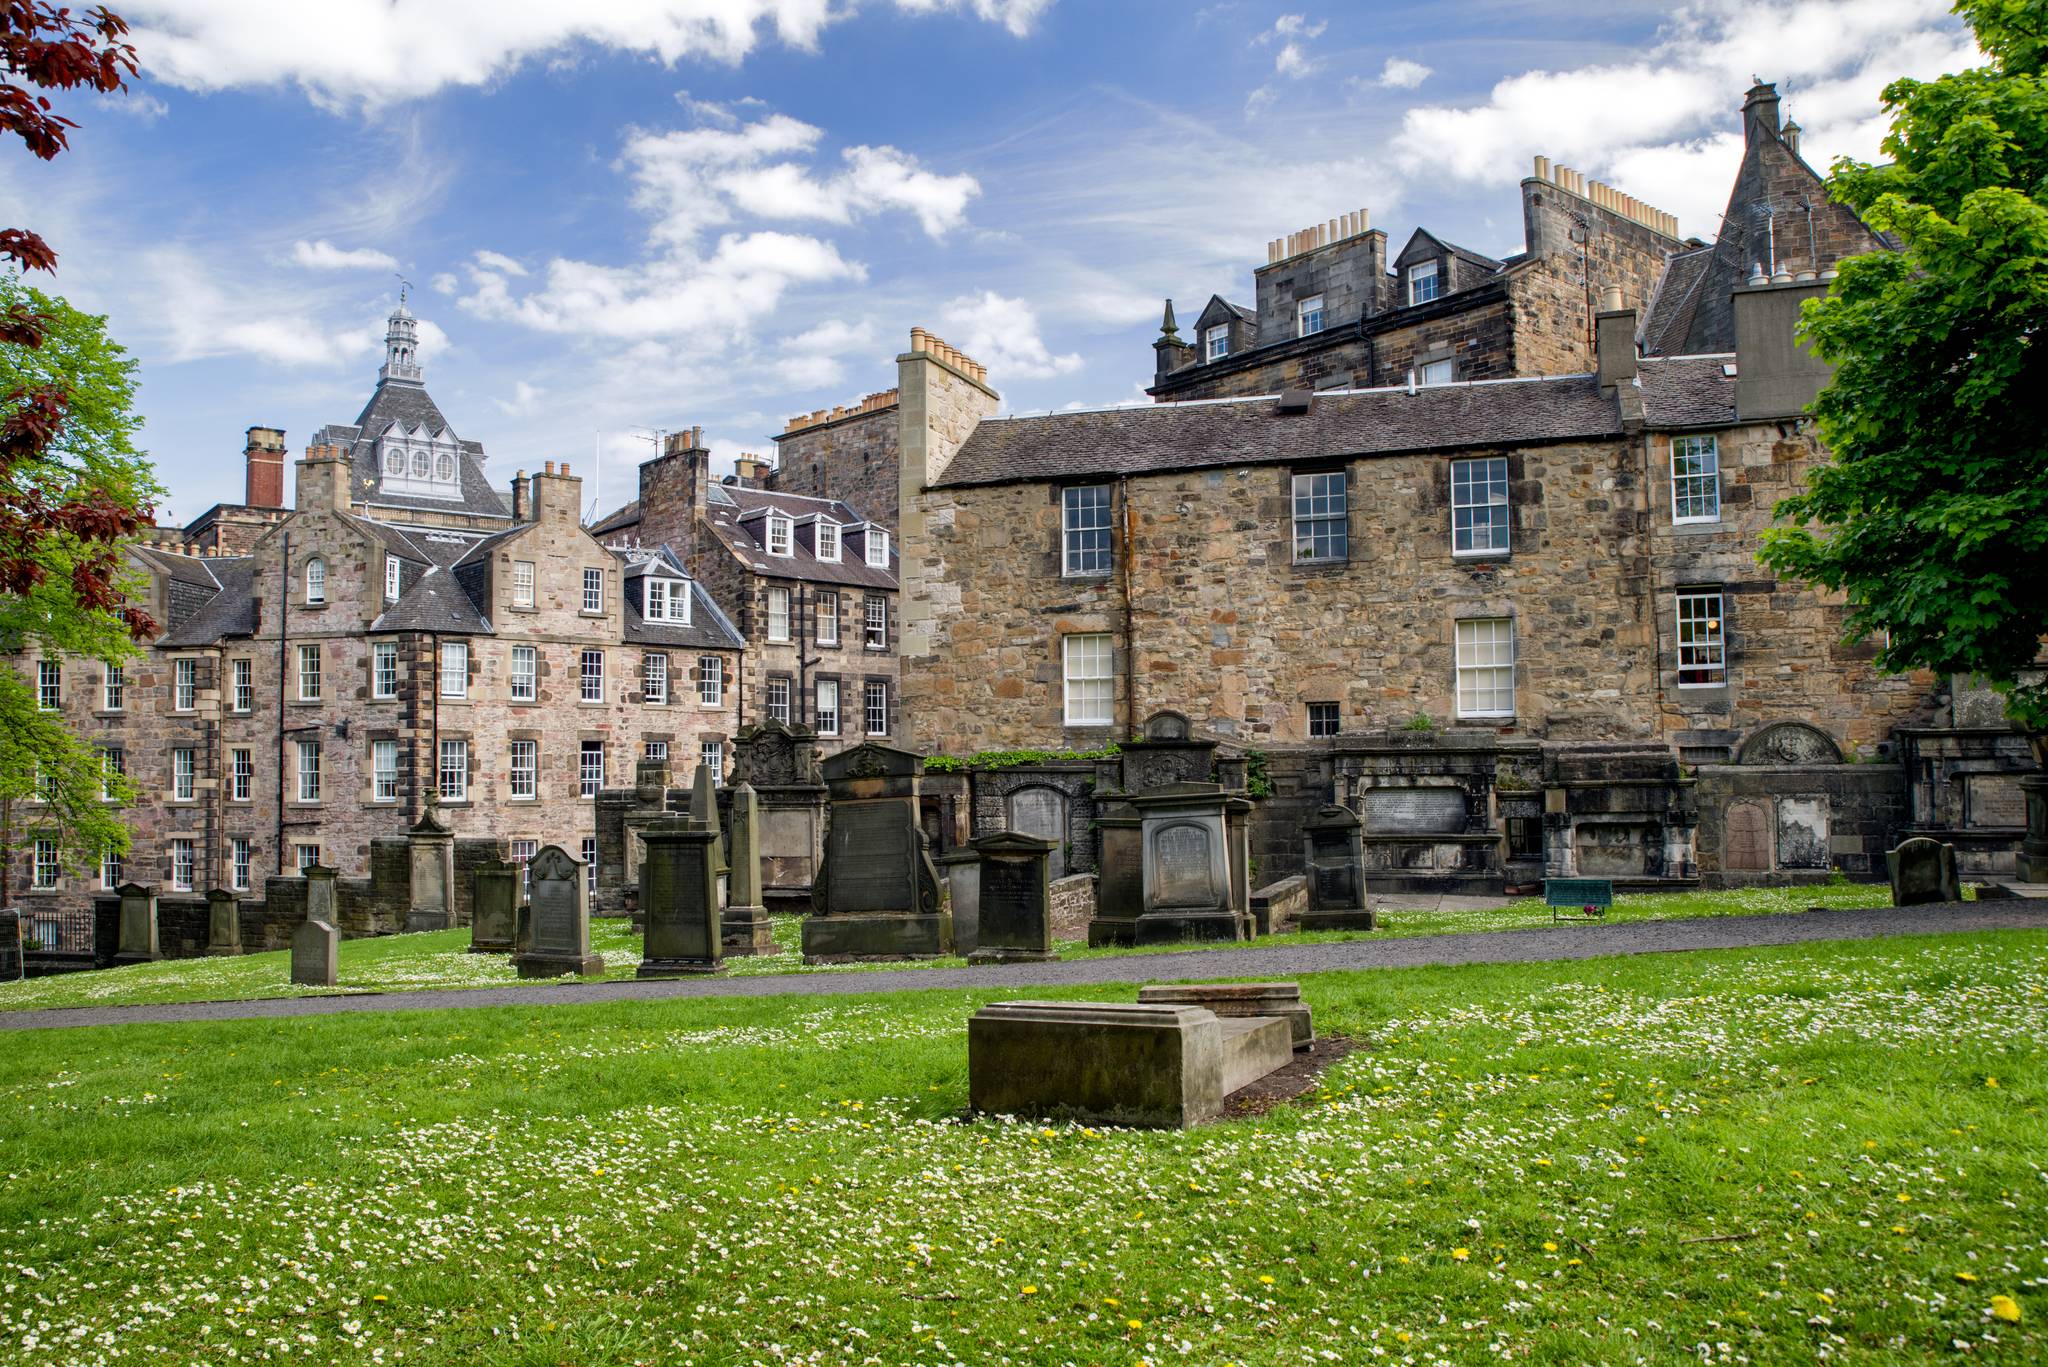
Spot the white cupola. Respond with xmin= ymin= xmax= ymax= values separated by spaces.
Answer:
xmin=380 ymin=291 xmax=423 ymax=384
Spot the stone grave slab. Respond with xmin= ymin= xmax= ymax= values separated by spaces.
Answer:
xmin=804 ymin=743 xmax=948 ymax=960
xmin=639 ymin=819 xmax=724 ymax=976
xmin=937 ymin=850 xmax=981 ymax=954
xmin=514 ymin=845 xmax=605 ymax=978
xmin=113 ymin=882 xmax=161 ymax=965
xmin=1887 ymin=836 xmax=1961 ymax=906
xmin=1299 ymin=804 xmax=1375 ymax=931
xmin=1138 ymin=982 xmax=1315 ymax=1050
xmin=968 ymin=831 xmax=1057 ymax=964
xmin=470 ymin=861 xmax=518 ymax=954
xmin=722 ymin=783 xmax=773 ymax=956
xmin=1086 ymin=800 xmax=1143 ymax=946
xmin=206 ymin=889 xmax=242 ymax=956
xmin=291 ymin=918 xmax=338 ymax=987
xmin=407 ymin=809 xmax=455 ymax=932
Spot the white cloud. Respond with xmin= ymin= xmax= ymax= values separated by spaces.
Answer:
xmin=1261 ymin=14 xmax=1325 ymax=78
xmin=291 ymin=239 xmax=400 ymax=271
xmin=472 ymin=249 xmax=530 ymax=277
xmin=125 ymin=1 xmax=1046 ymax=109
xmin=430 ymin=272 xmax=460 ymax=295
xmin=939 ymin=290 xmax=1081 ymax=381
xmin=495 ymin=380 xmax=546 ymax=418
xmin=1377 ymin=56 xmax=1431 ymax=90
xmin=1389 ymin=0 xmax=1976 ymax=235
xmin=780 ymin=318 xmax=877 ymax=354
xmin=93 ymin=89 xmax=170 ymax=120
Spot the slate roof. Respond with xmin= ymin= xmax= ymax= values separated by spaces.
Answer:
xmin=1638 ymin=246 xmax=1713 ymax=357
xmin=155 ymin=557 xmax=259 ymax=647
xmin=131 ymin=544 xmax=222 ymax=589
xmin=317 ymin=377 xmax=512 ymax=521
xmin=624 ymin=581 xmax=745 ymax=650
xmin=369 ymin=565 xmax=493 ymax=634
xmin=588 ymin=499 xmax=640 ymax=537
xmin=701 ymin=485 xmax=898 ymax=589
xmin=1635 ymin=356 xmax=1739 ymax=428
xmin=936 ymin=377 xmax=1626 ymax=489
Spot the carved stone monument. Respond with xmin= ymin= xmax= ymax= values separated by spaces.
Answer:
xmin=968 ymin=831 xmax=1058 ymax=964
xmin=1086 ymin=798 xmax=1144 ymax=946
xmin=1224 ymin=794 xmax=1254 ymax=935
xmin=205 ymin=888 xmax=242 ymax=956
xmin=291 ymin=916 xmax=337 ymax=987
xmin=639 ymin=818 xmax=724 ymax=976
xmin=407 ymin=807 xmax=456 ymax=932
xmin=0 ymin=909 xmax=22 ymax=982
xmin=1298 ymin=805 xmax=1374 ymax=931
xmin=804 ymin=742 xmax=949 ymax=959
xmin=1132 ymin=783 xmax=1244 ymax=943
xmin=1887 ymin=836 xmax=1962 ymax=906
xmin=514 ymin=846 xmax=605 ymax=978
xmin=687 ymin=761 xmax=729 ymax=906
xmin=723 ymin=782 xmax=773 ymax=955
xmin=470 ymin=860 xmax=518 ymax=954
xmin=112 ymin=882 xmax=161 ymax=966
xmin=731 ymin=720 xmax=828 ymax=917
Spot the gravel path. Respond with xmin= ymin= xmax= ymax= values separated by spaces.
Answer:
xmin=5 ymin=901 xmax=2043 ymax=1033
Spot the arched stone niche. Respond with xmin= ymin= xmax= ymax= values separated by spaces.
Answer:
xmin=1738 ymin=722 xmax=1843 ymax=766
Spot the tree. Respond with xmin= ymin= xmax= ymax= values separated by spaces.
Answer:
xmin=1759 ymin=0 xmax=2048 ymax=732
xmin=1 ymin=3 xmax=152 ymax=904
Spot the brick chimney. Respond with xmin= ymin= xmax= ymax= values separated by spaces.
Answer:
xmin=1743 ymin=80 xmax=1782 ymax=148
xmin=636 ymin=425 xmax=709 ymax=556
xmin=244 ymin=426 xmax=287 ymax=508
xmin=1595 ymin=286 xmax=1639 ymax=392
xmin=530 ymin=459 xmax=583 ymax=526
xmin=732 ymin=453 xmax=772 ymax=487
xmin=509 ymin=470 xmax=531 ymax=522
xmin=294 ymin=442 xmax=352 ymax=512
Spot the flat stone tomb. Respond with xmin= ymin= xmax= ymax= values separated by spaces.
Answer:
xmin=803 ymin=743 xmax=949 ymax=960
xmin=967 ymin=831 xmax=1058 ymax=964
xmin=1888 ymin=836 xmax=1961 ymax=907
xmin=639 ymin=819 xmax=724 ymax=977
xmin=1138 ymin=981 xmax=1315 ymax=1051
xmin=969 ymin=998 xmax=1296 ymax=1129
xmin=514 ymin=845 xmax=605 ymax=979
xmin=1299 ymin=804 xmax=1376 ymax=931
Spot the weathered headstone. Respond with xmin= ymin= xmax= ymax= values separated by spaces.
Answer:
xmin=0 ymin=909 xmax=23 ymax=982
xmin=205 ymin=888 xmax=242 ymax=956
xmin=1887 ymin=836 xmax=1961 ymax=906
xmin=1006 ymin=786 xmax=1069 ymax=880
xmin=1298 ymin=804 xmax=1375 ymax=931
xmin=290 ymin=916 xmax=338 ymax=987
xmin=687 ymin=761 xmax=729 ymax=908
xmin=112 ymin=882 xmax=161 ymax=966
xmin=639 ymin=819 xmax=724 ymax=976
xmin=1723 ymin=802 xmax=1772 ymax=872
xmin=968 ymin=831 xmax=1058 ymax=964
xmin=2023 ymin=769 xmax=2048 ymax=883
xmin=1224 ymin=794 xmax=1254 ymax=935
xmin=304 ymin=863 xmax=338 ymax=927
xmin=1086 ymin=799 xmax=1143 ymax=946
xmin=731 ymin=719 xmax=828 ymax=916
xmin=722 ymin=783 xmax=773 ymax=955
xmin=514 ymin=845 xmax=605 ymax=978
xmin=407 ymin=808 xmax=455 ymax=932
xmin=470 ymin=860 xmax=518 ymax=954
xmin=1139 ymin=981 xmax=1315 ymax=1050
xmin=938 ymin=850 xmax=981 ymax=953
xmin=1132 ymin=783 xmax=1244 ymax=943
xmin=804 ymin=742 xmax=948 ymax=959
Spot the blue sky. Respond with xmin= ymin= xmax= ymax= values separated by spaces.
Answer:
xmin=5 ymin=0 xmax=1974 ymax=525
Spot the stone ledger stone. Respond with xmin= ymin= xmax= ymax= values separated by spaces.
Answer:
xmin=407 ymin=809 xmax=456 ymax=933
xmin=967 ymin=831 xmax=1058 ymax=964
xmin=804 ymin=743 xmax=949 ymax=959
xmin=968 ymin=1000 xmax=1293 ymax=1129
xmin=1138 ymin=982 xmax=1316 ymax=1051
xmin=205 ymin=888 xmax=242 ymax=956
xmin=470 ymin=861 xmax=518 ymax=954
xmin=722 ymin=782 xmax=774 ymax=956
xmin=1887 ymin=836 xmax=1961 ymax=906
xmin=113 ymin=883 xmax=161 ymax=965
xmin=639 ymin=819 xmax=724 ymax=976
xmin=291 ymin=918 xmax=338 ymax=987
xmin=1299 ymin=804 xmax=1376 ymax=931
xmin=515 ymin=845 xmax=605 ymax=978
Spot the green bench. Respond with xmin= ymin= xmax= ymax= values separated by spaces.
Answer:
xmin=1545 ymin=877 xmax=1613 ymax=923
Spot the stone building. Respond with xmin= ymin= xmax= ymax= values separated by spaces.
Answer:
xmin=592 ymin=422 xmax=903 ymax=755
xmin=7 ymin=301 xmax=745 ymax=920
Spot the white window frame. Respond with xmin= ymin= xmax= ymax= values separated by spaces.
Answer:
xmin=582 ymin=837 xmax=598 ymax=898
xmin=766 ymin=675 xmax=792 ymax=724
xmin=863 ymin=680 xmax=889 ymax=737
xmin=580 ymin=649 xmax=605 ymax=704
xmin=1062 ymin=633 xmax=1114 ymax=727
xmin=697 ymin=656 xmax=723 ymax=707
xmin=1204 ymin=324 xmax=1229 ymax=362
xmin=1454 ymin=618 xmax=1517 ymax=719
xmin=231 ymin=658 xmax=253 ymax=713
xmin=510 ymin=839 xmax=538 ymax=893
xmin=509 ymin=739 xmax=538 ymax=800
xmin=296 ymin=739 xmax=321 ymax=802
xmin=174 ymin=657 xmax=197 ymax=711
xmin=815 ymin=520 xmax=840 ymax=563
xmin=642 ymin=651 xmax=668 ymax=705
xmin=1450 ymin=457 xmax=1511 ymax=557
xmin=294 ymin=844 xmax=320 ymax=873
xmin=815 ymin=678 xmax=840 ymax=737
xmin=1671 ymin=435 xmax=1722 ymax=523
xmin=1676 ymin=589 xmax=1728 ymax=687
xmin=304 ymin=557 xmax=326 ymax=604
xmin=35 ymin=659 xmax=59 ymax=710
xmin=645 ymin=578 xmax=670 ymax=622
xmin=172 ymin=747 xmax=196 ymax=802
xmin=372 ymin=642 xmax=399 ymax=699
xmin=101 ymin=746 xmax=123 ymax=801
xmin=579 ymin=741 xmax=605 ymax=798
xmin=766 ymin=586 xmax=791 ymax=643
xmin=864 ymin=528 xmax=890 ymax=569
xmin=102 ymin=662 xmax=123 ymax=711
xmin=1297 ymin=294 xmax=1325 ymax=337
xmin=511 ymin=645 xmax=537 ymax=702
xmin=297 ymin=644 xmax=321 ymax=702
xmin=581 ymin=566 xmax=604 ymax=614
xmin=170 ymin=838 xmax=196 ymax=891
xmin=700 ymin=741 xmax=724 ymax=784
xmin=816 ymin=590 xmax=839 ymax=646
xmin=229 ymin=838 xmax=251 ymax=892
xmin=1407 ymin=260 xmax=1440 ymax=305
xmin=373 ymin=739 xmax=399 ymax=803
xmin=230 ymin=747 xmax=253 ymax=803
xmin=765 ymin=512 xmax=794 ymax=557
xmin=384 ymin=555 xmax=402 ymax=602
xmin=439 ymin=640 xmax=468 ymax=698
xmin=1062 ymin=485 xmax=1113 ymax=577
xmin=1291 ymin=470 xmax=1349 ymax=564
xmin=1419 ymin=358 xmax=1454 ymax=387
xmin=100 ymin=849 xmax=123 ymax=892
xmin=438 ymin=738 xmax=469 ymax=802
xmin=643 ymin=740 xmax=668 ymax=763
xmin=33 ymin=838 xmax=59 ymax=890
xmin=512 ymin=560 xmax=535 ymax=607
xmin=864 ymin=595 xmax=888 ymax=650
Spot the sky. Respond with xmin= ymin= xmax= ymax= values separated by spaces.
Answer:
xmin=5 ymin=0 xmax=1977 ymax=525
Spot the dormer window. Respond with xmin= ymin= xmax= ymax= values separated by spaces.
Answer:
xmin=383 ymin=449 xmax=402 ymax=475
xmin=1408 ymin=260 xmax=1440 ymax=305
xmin=384 ymin=555 xmax=402 ymax=602
xmin=1297 ymin=295 xmax=1325 ymax=337
xmin=765 ymin=512 xmax=793 ymax=557
xmin=411 ymin=449 xmax=430 ymax=478
xmin=815 ymin=520 xmax=840 ymax=563
xmin=1205 ymin=325 xmax=1229 ymax=362
xmin=644 ymin=577 xmax=692 ymax=624
xmin=436 ymin=453 xmax=455 ymax=481
xmin=304 ymin=557 xmax=326 ymax=604
xmin=865 ymin=528 xmax=890 ymax=568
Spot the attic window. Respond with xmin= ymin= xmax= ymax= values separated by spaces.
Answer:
xmin=644 ymin=577 xmax=692 ymax=624
xmin=865 ymin=528 xmax=891 ymax=569
xmin=815 ymin=520 xmax=840 ymax=563
xmin=1297 ymin=295 xmax=1325 ymax=337
xmin=1408 ymin=260 xmax=1440 ymax=305
xmin=765 ymin=512 xmax=793 ymax=557
xmin=1205 ymin=324 xmax=1230 ymax=362
xmin=436 ymin=453 xmax=455 ymax=481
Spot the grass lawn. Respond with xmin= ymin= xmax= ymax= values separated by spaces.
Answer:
xmin=1 ymin=930 xmax=2042 ymax=1364
xmin=0 ymin=883 xmax=1904 ymax=1014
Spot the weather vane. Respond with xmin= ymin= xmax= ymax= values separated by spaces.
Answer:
xmin=395 ymin=273 xmax=412 ymax=306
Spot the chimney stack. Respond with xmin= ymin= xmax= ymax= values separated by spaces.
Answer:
xmin=294 ymin=442 xmax=351 ymax=512
xmin=530 ymin=460 xmax=583 ymax=527
xmin=1595 ymin=288 xmax=1638 ymax=392
xmin=1743 ymin=80 xmax=1782 ymax=149
xmin=510 ymin=470 xmax=530 ymax=522
xmin=244 ymin=426 xmax=287 ymax=508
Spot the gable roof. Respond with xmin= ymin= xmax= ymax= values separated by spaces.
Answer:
xmin=316 ymin=377 xmax=513 ymax=521
xmin=1635 ymin=355 xmax=1739 ymax=428
xmin=154 ymin=557 xmax=259 ymax=647
xmin=700 ymin=483 xmax=897 ymax=589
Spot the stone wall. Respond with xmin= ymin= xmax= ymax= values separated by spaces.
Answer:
xmin=1365 ymin=292 xmax=1516 ymax=387
xmin=769 ymin=403 xmax=901 ymax=529
xmin=1695 ymin=762 xmax=1907 ymax=886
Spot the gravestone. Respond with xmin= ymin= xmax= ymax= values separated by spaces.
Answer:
xmin=407 ymin=808 xmax=456 ymax=932
xmin=1132 ymin=783 xmax=1244 ymax=943
xmin=1299 ymin=804 xmax=1375 ymax=931
xmin=804 ymin=743 xmax=949 ymax=959
xmin=470 ymin=861 xmax=518 ymax=954
xmin=1139 ymin=982 xmax=1315 ymax=1050
xmin=514 ymin=846 xmax=605 ymax=978
xmin=1005 ymin=787 xmax=1069 ymax=881
xmin=1224 ymin=795 xmax=1254 ymax=935
xmin=968 ymin=831 xmax=1058 ymax=964
xmin=112 ymin=882 xmax=161 ymax=965
xmin=205 ymin=888 xmax=242 ymax=956
xmin=1776 ymin=796 xmax=1830 ymax=870
xmin=290 ymin=916 xmax=337 ymax=987
xmin=1116 ymin=712 xmax=1220 ymax=794
xmin=687 ymin=761 xmax=729 ymax=908
xmin=722 ymin=783 xmax=773 ymax=956
xmin=731 ymin=720 xmax=827 ymax=916
xmin=937 ymin=850 xmax=981 ymax=953
xmin=1086 ymin=799 xmax=1143 ymax=946
xmin=1723 ymin=802 xmax=1772 ymax=872
xmin=1361 ymin=787 xmax=1467 ymax=835
xmin=639 ymin=819 xmax=724 ymax=976
xmin=2023 ymin=767 xmax=2048 ymax=883
xmin=304 ymin=863 xmax=338 ymax=927
xmin=1887 ymin=836 xmax=1961 ymax=906
xmin=0 ymin=909 xmax=22 ymax=982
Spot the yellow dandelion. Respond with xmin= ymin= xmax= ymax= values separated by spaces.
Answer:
xmin=1451 ymin=1248 xmax=1470 ymax=1261
xmin=1897 ymin=1193 xmax=1912 ymax=1203
xmin=1567 ymin=1258 xmax=1584 ymax=1267
xmin=1956 ymin=1271 xmax=1979 ymax=1283
xmin=1542 ymin=1242 xmax=1558 ymax=1253
xmin=1102 ymin=1297 xmax=1120 ymax=1307
xmin=1985 ymin=1077 xmax=1999 ymax=1088
xmin=371 ymin=1295 xmax=387 ymax=1303
xmin=1891 ymin=1226 xmax=1908 ymax=1235
xmin=1126 ymin=1318 xmax=1144 ymax=1330
xmin=1020 ymin=1285 xmax=1037 ymax=1295
xmin=1258 ymin=1274 xmax=1275 ymax=1285
xmin=1397 ymin=1331 xmax=1411 ymax=1343
xmin=1990 ymin=1295 xmax=2022 ymax=1323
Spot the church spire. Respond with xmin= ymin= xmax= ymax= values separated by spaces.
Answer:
xmin=380 ymin=284 xmax=422 ymax=384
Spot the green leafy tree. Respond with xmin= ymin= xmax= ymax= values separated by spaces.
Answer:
xmin=1759 ymin=0 xmax=2048 ymax=731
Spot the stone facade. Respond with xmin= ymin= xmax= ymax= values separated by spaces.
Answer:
xmin=770 ymin=396 xmax=901 ymax=528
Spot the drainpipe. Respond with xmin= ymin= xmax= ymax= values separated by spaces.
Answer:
xmin=274 ymin=530 xmax=290 ymax=868
xmin=1643 ymin=432 xmax=1665 ymax=740
xmin=427 ymin=631 xmax=439 ymax=817
xmin=1119 ymin=476 xmax=1137 ymax=739
xmin=210 ymin=643 xmax=228 ymax=891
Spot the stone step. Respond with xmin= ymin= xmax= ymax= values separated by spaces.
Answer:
xmin=1139 ymin=981 xmax=1315 ymax=1050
